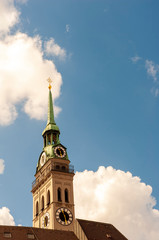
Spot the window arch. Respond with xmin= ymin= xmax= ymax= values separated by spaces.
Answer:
xmin=41 ymin=196 xmax=44 ymax=211
xmin=36 ymin=201 xmax=39 ymax=216
xmin=65 ymin=188 xmax=69 ymax=203
xmin=57 ymin=188 xmax=62 ymax=202
xmin=47 ymin=190 xmax=50 ymax=205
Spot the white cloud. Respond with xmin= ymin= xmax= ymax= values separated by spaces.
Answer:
xmin=145 ymin=60 xmax=159 ymax=82
xmin=0 ymin=207 xmax=15 ymax=225
xmin=150 ymin=87 xmax=159 ymax=97
xmin=0 ymin=33 xmax=62 ymax=125
xmin=131 ymin=55 xmax=142 ymax=63
xmin=74 ymin=166 xmax=159 ymax=240
xmin=0 ymin=159 xmax=5 ymax=174
xmin=44 ymin=38 xmax=66 ymax=60
xmin=65 ymin=24 xmax=70 ymax=33
xmin=0 ymin=0 xmax=20 ymax=34
xmin=0 ymin=1 xmax=64 ymax=126
xmin=131 ymin=57 xmax=159 ymax=98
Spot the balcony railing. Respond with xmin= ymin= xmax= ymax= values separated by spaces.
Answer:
xmin=52 ymin=164 xmax=74 ymax=174
xmin=32 ymin=164 xmax=74 ymax=189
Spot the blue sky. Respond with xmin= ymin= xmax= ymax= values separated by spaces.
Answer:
xmin=0 ymin=1 xmax=159 ymax=239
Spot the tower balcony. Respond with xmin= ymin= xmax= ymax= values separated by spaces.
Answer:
xmin=32 ymin=164 xmax=74 ymax=190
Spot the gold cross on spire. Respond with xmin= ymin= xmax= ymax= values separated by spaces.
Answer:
xmin=47 ymin=77 xmax=52 ymax=90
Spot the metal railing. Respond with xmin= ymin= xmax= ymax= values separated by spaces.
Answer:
xmin=51 ymin=164 xmax=74 ymax=173
xmin=32 ymin=164 xmax=74 ymax=189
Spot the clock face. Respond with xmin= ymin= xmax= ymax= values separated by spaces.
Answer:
xmin=54 ymin=146 xmax=66 ymax=158
xmin=56 ymin=207 xmax=73 ymax=226
xmin=42 ymin=212 xmax=50 ymax=228
xmin=40 ymin=152 xmax=46 ymax=167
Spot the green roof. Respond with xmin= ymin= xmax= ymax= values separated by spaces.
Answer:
xmin=42 ymin=89 xmax=60 ymax=136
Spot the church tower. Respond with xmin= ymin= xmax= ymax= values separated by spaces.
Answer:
xmin=31 ymin=78 xmax=75 ymax=231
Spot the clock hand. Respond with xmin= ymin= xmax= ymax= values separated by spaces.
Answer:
xmin=59 ymin=149 xmax=62 ymax=156
xmin=62 ymin=210 xmax=67 ymax=224
xmin=44 ymin=218 xmax=46 ymax=227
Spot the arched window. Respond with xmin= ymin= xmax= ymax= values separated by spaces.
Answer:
xmin=56 ymin=165 xmax=60 ymax=170
xmin=53 ymin=134 xmax=57 ymax=144
xmin=65 ymin=189 xmax=69 ymax=203
xmin=47 ymin=190 xmax=50 ymax=205
xmin=62 ymin=166 xmax=66 ymax=171
xmin=44 ymin=136 xmax=46 ymax=147
xmin=36 ymin=201 xmax=39 ymax=216
xmin=41 ymin=196 xmax=44 ymax=211
xmin=48 ymin=134 xmax=51 ymax=145
xmin=57 ymin=188 xmax=62 ymax=202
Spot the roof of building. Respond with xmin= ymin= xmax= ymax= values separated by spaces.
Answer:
xmin=0 ymin=220 xmax=128 ymax=240
xmin=0 ymin=225 xmax=79 ymax=240
xmin=77 ymin=219 xmax=128 ymax=240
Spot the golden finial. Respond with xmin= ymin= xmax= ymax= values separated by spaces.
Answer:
xmin=47 ymin=77 xmax=52 ymax=90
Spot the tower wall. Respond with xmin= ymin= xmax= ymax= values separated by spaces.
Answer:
xmin=32 ymin=158 xmax=75 ymax=231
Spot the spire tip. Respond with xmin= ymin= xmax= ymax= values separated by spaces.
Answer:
xmin=47 ymin=77 xmax=52 ymax=90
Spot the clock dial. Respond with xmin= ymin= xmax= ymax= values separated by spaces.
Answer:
xmin=54 ymin=146 xmax=66 ymax=158
xmin=40 ymin=152 xmax=46 ymax=167
xmin=56 ymin=207 xmax=73 ymax=226
xmin=42 ymin=212 xmax=50 ymax=228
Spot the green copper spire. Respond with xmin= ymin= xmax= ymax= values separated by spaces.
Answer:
xmin=42 ymin=78 xmax=60 ymax=136
xmin=47 ymin=89 xmax=55 ymax=125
